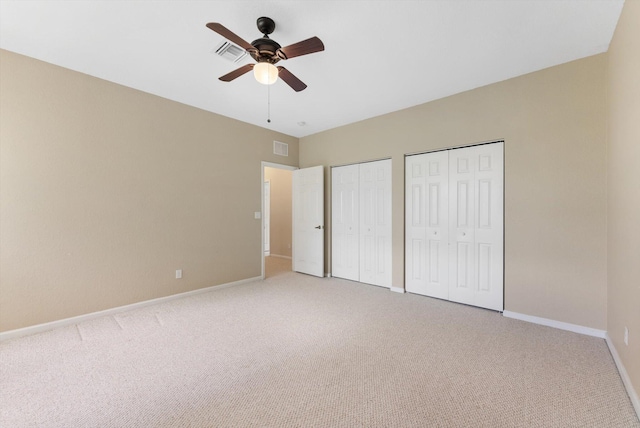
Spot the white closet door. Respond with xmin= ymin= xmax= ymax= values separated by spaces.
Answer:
xmin=448 ymin=143 xmax=503 ymax=311
xmin=405 ymin=154 xmax=427 ymax=293
xmin=331 ymin=164 xmax=360 ymax=281
xmin=405 ymin=151 xmax=449 ymax=297
xmin=359 ymin=159 xmax=392 ymax=288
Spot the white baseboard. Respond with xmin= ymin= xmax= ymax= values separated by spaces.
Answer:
xmin=0 ymin=276 xmax=262 ymax=342
xmin=390 ymin=286 xmax=405 ymax=294
xmin=268 ymin=254 xmax=292 ymax=260
xmin=502 ymin=311 xmax=607 ymax=338
xmin=605 ymin=333 xmax=640 ymax=418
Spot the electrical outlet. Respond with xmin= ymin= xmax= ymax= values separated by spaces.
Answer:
xmin=176 ymin=269 xmax=183 ymax=279
xmin=624 ymin=326 xmax=629 ymax=346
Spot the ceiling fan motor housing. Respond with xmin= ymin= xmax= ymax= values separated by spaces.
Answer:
xmin=250 ymin=37 xmax=283 ymax=64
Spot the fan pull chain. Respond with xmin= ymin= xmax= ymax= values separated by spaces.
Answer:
xmin=267 ymin=83 xmax=271 ymax=123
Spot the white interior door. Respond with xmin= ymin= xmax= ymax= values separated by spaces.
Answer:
xmin=359 ymin=159 xmax=392 ymax=287
xmin=264 ymin=180 xmax=270 ymax=255
xmin=293 ymin=166 xmax=324 ymax=277
xmin=405 ymin=151 xmax=449 ymax=297
xmin=448 ymin=143 xmax=503 ymax=311
xmin=331 ymin=164 xmax=359 ymax=281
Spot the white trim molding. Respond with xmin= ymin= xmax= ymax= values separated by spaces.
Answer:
xmin=502 ymin=311 xmax=606 ymax=338
xmin=605 ymin=333 xmax=640 ymax=418
xmin=0 ymin=276 xmax=262 ymax=342
xmin=390 ymin=286 xmax=406 ymax=294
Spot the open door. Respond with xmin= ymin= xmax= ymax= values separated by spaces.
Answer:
xmin=292 ymin=166 xmax=324 ymax=277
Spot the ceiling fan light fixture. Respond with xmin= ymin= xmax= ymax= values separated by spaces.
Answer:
xmin=207 ymin=18 xmax=324 ymax=91
xmin=254 ymin=62 xmax=278 ymax=85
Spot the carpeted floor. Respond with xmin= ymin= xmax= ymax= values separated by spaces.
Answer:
xmin=1 ymin=257 xmax=638 ymax=427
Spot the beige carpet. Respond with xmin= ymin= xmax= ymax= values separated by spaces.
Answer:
xmin=1 ymin=257 xmax=638 ymax=427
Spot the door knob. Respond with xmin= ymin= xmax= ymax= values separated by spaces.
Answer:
xmin=315 ymin=225 xmax=323 ymax=229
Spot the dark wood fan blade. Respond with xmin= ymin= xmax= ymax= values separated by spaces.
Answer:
xmin=277 ymin=36 xmax=324 ymax=60
xmin=277 ymin=67 xmax=307 ymax=92
xmin=206 ymin=22 xmax=254 ymax=52
xmin=219 ymin=64 xmax=254 ymax=82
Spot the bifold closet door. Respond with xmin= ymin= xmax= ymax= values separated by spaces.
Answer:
xmin=405 ymin=142 xmax=503 ymax=311
xmin=448 ymin=143 xmax=503 ymax=311
xmin=331 ymin=164 xmax=359 ymax=282
xmin=359 ymin=159 xmax=392 ymax=287
xmin=331 ymin=159 xmax=392 ymax=288
xmin=405 ymin=151 xmax=449 ymax=298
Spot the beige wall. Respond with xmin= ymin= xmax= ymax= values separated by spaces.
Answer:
xmin=264 ymin=167 xmax=292 ymax=258
xmin=300 ymin=54 xmax=608 ymax=330
xmin=0 ymin=50 xmax=298 ymax=332
xmin=607 ymin=0 xmax=640 ymax=402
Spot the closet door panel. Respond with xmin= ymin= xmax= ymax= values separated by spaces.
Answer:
xmin=448 ymin=143 xmax=503 ymax=311
xmin=449 ymin=148 xmax=478 ymax=306
xmin=331 ymin=164 xmax=359 ymax=281
xmin=472 ymin=143 xmax=504 ymax=311
xmin=406 ymin=151 xmax=449 ymax=297
xmin=425 ymin=153 xmax=450 ymax=299
xmin=360 ymin=175 xmax=376 ymax=285
xmin=360 ymin=159 xmax=392 ymax=287
xmin=405 ymin=155 xmax=428 ymax=293
xmin=377 ymin=160 xmax=392 ymax=288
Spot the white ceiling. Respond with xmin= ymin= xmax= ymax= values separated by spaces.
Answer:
xmin=0 ymin=0 xmax=624 ymax=138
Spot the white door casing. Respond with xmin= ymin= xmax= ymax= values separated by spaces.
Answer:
xmin=359 ymin=159 xmax=392 ymax=287
xmin=293 ymin=166 xmax=324 ymax=277
xmin=331 ymin=164 xmax=359 ymax=281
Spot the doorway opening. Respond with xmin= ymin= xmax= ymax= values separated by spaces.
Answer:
xmin=261 ymin=162 xmax=296 ymax=278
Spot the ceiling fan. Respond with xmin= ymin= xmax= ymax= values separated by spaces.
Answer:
xmin=206 ymin=17 xmax=324 ymax=92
